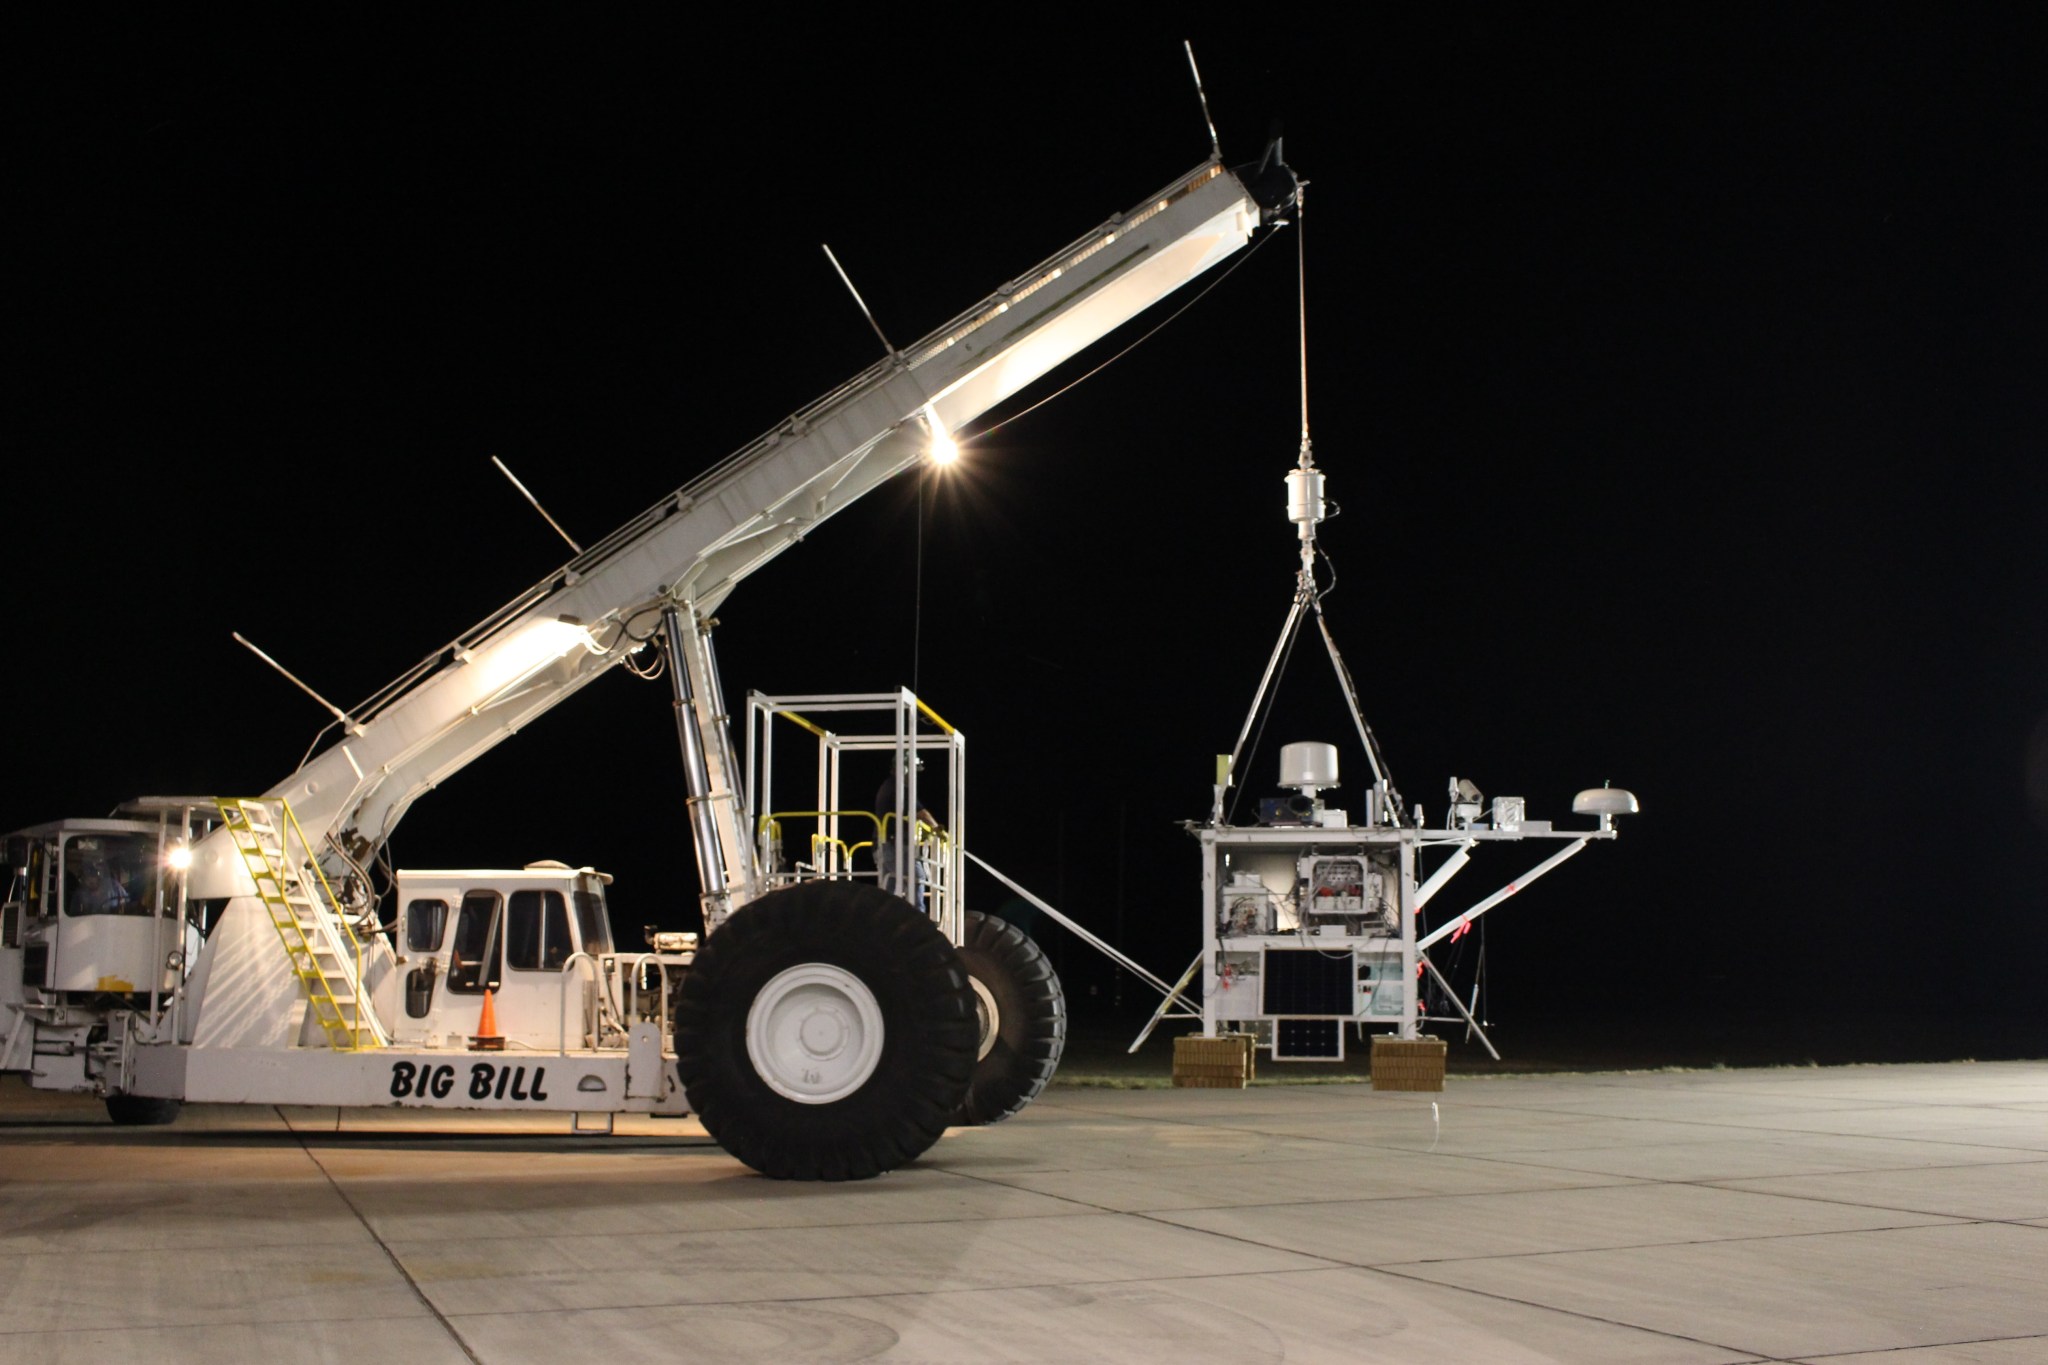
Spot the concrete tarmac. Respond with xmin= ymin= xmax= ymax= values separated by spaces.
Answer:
xmin=3 ymin=1061 xmax=2046 ymax=1362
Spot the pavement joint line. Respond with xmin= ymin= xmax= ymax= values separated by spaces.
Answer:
xmin=1133 ymin=1208 xmax=1993 ymax=1273
xmin=376 ymin=1203 xmax=1327 ymax=1260
xmin=1438 ymin=1147 xmax=2048 ymax=1184
xmin=0 ymin=1310 xmax=451 ymax=1341
xmin=1354 ymin=1216 xmax=1996 ymax=1268
xmin=430 ymin=1260 xmax=1367 ymax=1321
xmin=1787 ymin=1329 xmax=2048 ymax=1360
xmin=931 ymin=1154 xmax=1256 ymax=1217
xmin=1677 ymin=1169 xmax=2048 ymax=1227
xmin=0 ymin=1235 xmax=381 ymax=1257
xmin=940 ymin=1173 xmax=1648 ymax=1214
xmin=371 ymin=1204 xmax=1132 ymax=1246
xmin=919 ymin=1157 xmax=1373 ymax=1270
xmin=1362 ymin=1216 xmax=2032 ymax=1275
xmin=284 ymin=1107 xmax=486 ymax=1365
xmin=1361 ymin=1261 xmax=1796 ymax=1362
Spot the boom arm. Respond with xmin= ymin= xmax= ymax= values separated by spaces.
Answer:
xmin=189 ymin=156 xmax=1293 ymax=898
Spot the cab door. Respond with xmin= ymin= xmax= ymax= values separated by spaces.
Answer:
xmin=392 ymin=896 xmax=451 ymax=1044
xmin=436 ymin=890 xmax=504 ymax=1044
xmin=493 ymin=889 xmax=576 ymax=1049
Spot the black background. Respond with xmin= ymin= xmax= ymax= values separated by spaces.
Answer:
xmin=16 ymin=14 xmax=2048 ymax=1056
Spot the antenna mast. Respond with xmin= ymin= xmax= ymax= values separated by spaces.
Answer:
xmin=821 ymin=243 xmax=898 ymax=359
xmin=1183 ymin=40 xmax=1223 ymax=160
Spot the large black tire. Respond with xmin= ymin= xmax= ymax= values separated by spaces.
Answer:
xmin=105 ymin=1095 xmax=182 ymax=1126
xmin=953 ymin=911 xmax=1065 ymax=1126
xmin=673 ymin=881 xmax=976 ymax=1180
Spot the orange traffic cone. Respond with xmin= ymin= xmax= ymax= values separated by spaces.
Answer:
xmin=469 ymin=988 xmax=505 ymax=1051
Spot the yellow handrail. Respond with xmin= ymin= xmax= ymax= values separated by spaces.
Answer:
xmin=773 ymin=709 xmax=831 ymax=739
xmin=278 ymin=800 xmax=374 ymax=1049
xmin=808 ymin=834 xmax=858 ymax=866
xmin=216 ymin=797 xmax=381 ymax=1052
xmin=758 ymin=809 xmax=947 ymax=845
xmin=758 ymin=810 xmax=883 ymax=839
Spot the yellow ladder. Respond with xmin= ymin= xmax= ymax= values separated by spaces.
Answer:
xmin=217 ymin=797 xmax=385 ymax=1051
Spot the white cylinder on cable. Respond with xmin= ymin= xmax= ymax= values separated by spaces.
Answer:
xmin=1285 ymin=466 xmax=1325 ymax=535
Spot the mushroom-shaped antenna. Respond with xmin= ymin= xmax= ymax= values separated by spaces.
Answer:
xmin=1573 ymin=786 xmax=1640 ymax=833
xmin=1571 ymin=788 xmax=1640 ymax=816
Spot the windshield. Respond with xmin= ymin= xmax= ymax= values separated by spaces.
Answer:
xmin=63 ymin=832 xmax=160 ymax=916
xmin=573 ymin=888 xmax=611 ymax=953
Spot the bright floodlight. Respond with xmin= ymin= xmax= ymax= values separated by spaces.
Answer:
xmin=167 ymin=844 xmax=193 ymax=871
xmin=922 ymin=405 xmax=959 ymax=465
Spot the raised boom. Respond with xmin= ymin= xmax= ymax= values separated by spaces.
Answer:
xmin=188 ymin=156 xmax=1294 ymax=899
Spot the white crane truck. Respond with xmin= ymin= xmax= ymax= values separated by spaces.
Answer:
xmin=0 ymin=150 xmax=1302 ymax=1179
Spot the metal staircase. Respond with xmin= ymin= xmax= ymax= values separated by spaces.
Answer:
xmin=217 ymin=797 xmax=387 ymax=1050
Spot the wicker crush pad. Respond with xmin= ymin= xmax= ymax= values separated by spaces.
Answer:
xmin=1370 ymin=1035 xmax=1446 ymax=1091
xmin=1172 ymin=1033 xmax=1256 ymax=1088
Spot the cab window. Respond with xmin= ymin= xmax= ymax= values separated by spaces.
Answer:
xmin=63 ymin=833 xmax=157 ymax=917
xmin=446 ymin=892 xmax=502 ymax=994
xmin=573 ymin=889 xmax=611 ymax=953
xmin=24 ymin=842 xmax=48 ymax=918
xmin=406 ymin=899 xmax=449 ymax=953
xmin=506 ymin=890 xmax=571 ymax=970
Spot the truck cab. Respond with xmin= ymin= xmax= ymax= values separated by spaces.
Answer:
xmin=0 ymin=813 xmax=205 ymax=1086
xmin=388 ymin=862 xmax=688 ymax=1053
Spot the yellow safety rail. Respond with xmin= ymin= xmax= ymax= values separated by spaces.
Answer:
xmin=772 ymin=699 xmax=955 ymax=737
xmin=758 ymin=809 xmax=951 ymax=883
xmin=217 ymin=797 xmax=382 ymax=1051
xmin=772 ymin=709 xmax=832 ymax=739
xmin=808 ymin=835 xmax=860 ymax=869
xmin=759 ymin=810 xmax=883 ymax=842
xmin=757 ymin=810 xmax=947 ymax=843
xmin=913 ymin=697 xmax=957 ymax=735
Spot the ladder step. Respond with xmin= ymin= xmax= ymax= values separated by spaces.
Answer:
xmin=224 ymin=794 xmax=384 ymax=1050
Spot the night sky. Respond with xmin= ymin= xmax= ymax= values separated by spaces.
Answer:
xmin=17 ymin=15 xmax=2048 ymax=1053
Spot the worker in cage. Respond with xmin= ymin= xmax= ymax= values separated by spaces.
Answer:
xmin=871 ymin=760 xmax=939 ymax=912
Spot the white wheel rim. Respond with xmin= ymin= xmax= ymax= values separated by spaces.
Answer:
xmin=746 ymin=963 xmax=885 ymax=1104
xmin=968 ymin=975 xmax=999 ymax=1062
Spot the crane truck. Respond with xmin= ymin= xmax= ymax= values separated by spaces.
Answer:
xmin=0 ymin=149 xmax=1303 ymax=1179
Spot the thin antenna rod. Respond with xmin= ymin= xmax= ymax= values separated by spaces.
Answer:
xmin=912 ymin=465 xmax=925 ymax=696
xmin=232 ymin=632 xmax=362 ymax=734
xmin=1184 ymin=40 xmax=1222 ymax=160
xmin=1297 ymin=187 xmax=1310 ymax=443
xmin=491 ymin=456 xmax=582 ymax=553
xmin=821 ymin=243 xmax=897 ymax=357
